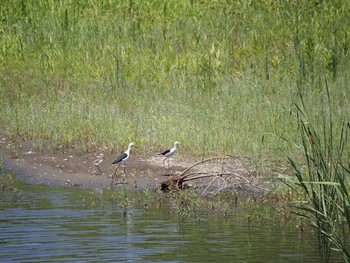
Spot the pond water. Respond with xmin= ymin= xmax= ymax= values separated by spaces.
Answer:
xmin=0 ymin=171 xmax=321 ymax=262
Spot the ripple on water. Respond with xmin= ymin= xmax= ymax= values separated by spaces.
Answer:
xmin=0 ymin=184 xmax=321 ymax=262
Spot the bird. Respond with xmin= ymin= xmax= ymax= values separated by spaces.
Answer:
xmin=158 ymin=141 xmax=180 ymax=169
xmin=111 ymin=143 xmax=135 ymax=184
xmin=93 ymin=154 xmax=106 ymax=174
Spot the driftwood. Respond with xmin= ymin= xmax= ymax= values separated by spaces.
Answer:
xmin=160 ymin=156 xmax=257 ymax=195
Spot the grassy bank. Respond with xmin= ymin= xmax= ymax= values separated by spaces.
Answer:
xmin=1 ymin=0 xmax=349 ymax=159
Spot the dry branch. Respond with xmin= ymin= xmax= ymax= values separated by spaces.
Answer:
xmin=179 ymin=157 xmax=227 ymax=177
xmin=160 ymin=156 xmax=257 ymax=194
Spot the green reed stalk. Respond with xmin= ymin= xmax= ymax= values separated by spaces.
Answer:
xmin=279 ymin=83 xmax=350 ymax=262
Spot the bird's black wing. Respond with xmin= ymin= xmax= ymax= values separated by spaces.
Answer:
xmin=112 ymin=153 xmax=127 ymax=164
xmin=159 ymin=149 xmax=170 ymax=156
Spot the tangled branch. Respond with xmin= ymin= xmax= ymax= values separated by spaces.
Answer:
xmin=160 ymin=156 xmax=258 ymax=195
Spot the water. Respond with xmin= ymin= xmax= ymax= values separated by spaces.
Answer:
xmin=0 ymin=176 xmax=320 ymax=262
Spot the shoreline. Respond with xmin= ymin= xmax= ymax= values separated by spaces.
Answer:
xmin=0 ymin=136 xmax=269 ymax=196
xmin=0 ymin=137 xmax=182 ymax=189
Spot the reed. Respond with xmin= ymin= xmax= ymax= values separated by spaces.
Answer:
xmin=279 ymin=83 xmax=350 ymax=262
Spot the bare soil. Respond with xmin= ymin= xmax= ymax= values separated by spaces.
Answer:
xmin=0 ymin=135 xmax=271 ymax=195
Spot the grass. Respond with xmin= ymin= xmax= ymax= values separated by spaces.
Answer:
xmin=0 ymin=0 xmax=350 ymax=162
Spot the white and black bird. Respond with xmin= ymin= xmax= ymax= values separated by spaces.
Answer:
xmin=112 ymin=142 xmax=135 ymax=174
xmin=93 ymin=154 xmax=106 ymax=174
xmin=158 ymin=141 xmax=180 ymax=169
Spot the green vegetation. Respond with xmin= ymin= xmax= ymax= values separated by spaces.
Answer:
xmin=0 ymin=0 xmax=349 ymax=159
xmin=279 ymin=87 xmax=350 ymax=262
xmin=1 ymin=2 xmax=349 ymax=259
xmin=0 ymin=171 xmax=25 ymax=206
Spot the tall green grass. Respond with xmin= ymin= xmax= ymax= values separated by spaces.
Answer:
xmin=0 ymin=0 xmax=349 ymax=159
xmin=279 ymin=83 xmax=350 ymax=262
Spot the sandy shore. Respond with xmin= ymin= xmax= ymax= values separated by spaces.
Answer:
xmin=0 ymin=136 xmax=192 ymax=189
xmin=0 ymin=134 xmax=266 ymax=195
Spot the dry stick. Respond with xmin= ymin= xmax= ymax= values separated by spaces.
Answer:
xmin=206 ymin=172 xmax=249 ymax=195
xmin=181 ymin=172 xmax=229 ymax=195
xmin=171 ymin=156 xmax=256 ymax=191
xmin=184 ymin=172 xmax=245 ymax=181
xmin=224 ymin=155 xmax=256 ymax=183
xmin=202 ymin=176 xmax=219 ymax=196
xmin=227 ymin=175 xmax=244 ymax=192
xmin=183 ymin=172 xmax=231 ymax=181
xmin=213 ymin=175 xmax=229 ymax=194
xmin=179 ymin=157 xmax=231 ymax=178
xmin=178 ymin=172 xmax=216 ymax=189
xmin=230 ymin=172 xmax=252 ymax=184
xmin=194 ymin=175 xmax=233 ymax=194
xmin=218 ymin=175 xmax=228 ymax=188
xmin=182 ymin=173 xmax=216 ymax=181
xmin=175 ymin=171 xmax=231 ymax=188
xmin=177 ymin=171 xmax=247 ymax=190
xmin=211 ymin=175 xmax=228 ymax=195
xmin=226 ymin=154 xmax=254 ymax=175
xmin=174 ymin=157 xmax=229 ymax=189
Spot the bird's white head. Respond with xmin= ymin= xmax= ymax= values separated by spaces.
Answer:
xmin=174 ymin=141 xmax=180 ymax=147
xmin=125 ymin=143 xmax=135 ymax=154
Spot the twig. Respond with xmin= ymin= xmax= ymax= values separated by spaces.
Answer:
xmin=182 ymin=173 xmax=216 ymax=181
xmin=179 ymin=157 xmax=231 ymax=177
xmin=230 ymin=172 xmax=252 ymax=184
xmin=160 ymin=155 xmax=260 ymax=194
xmin=201 ymin=176 xmax=219 ymax=196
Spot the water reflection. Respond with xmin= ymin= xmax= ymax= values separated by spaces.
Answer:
xmin=0 ymin=181 xmax=320 ymax=262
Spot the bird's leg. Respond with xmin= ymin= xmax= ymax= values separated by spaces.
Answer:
xmin=122 ymin=164 xmax=128 ymax=184
xmin=111 ymin=168 xmax=116 ymax=189
xmin=96 ymin=165 xmax=102 ymax=175
xmin=111 ymin=164 xmax=122 ymax=187
xmin=163 ymin=157 xmax=168 ymax=168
